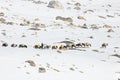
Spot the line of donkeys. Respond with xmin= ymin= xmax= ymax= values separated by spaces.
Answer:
xmin=1 ymin=42 xmax=108 ymax=50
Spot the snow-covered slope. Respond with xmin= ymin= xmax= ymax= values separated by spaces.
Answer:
xmin=0 ymin=0 xmax=120 ymax=80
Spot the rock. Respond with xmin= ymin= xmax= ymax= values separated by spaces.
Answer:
xmin=56 ymin=16 xmax=73 ymax=23
xmin=0 ymin=18 xmax=6 ymax=23
xmin=92 ymin=49 xmax=99 ymax=52
xmin=84 ymin=10 xmax=94 ymax=13
xmin=98 ymin=16 xmax=106 ymax=19
xmin=90 ymin=24 xmax=99 ymax=29
xmin=107 ymin=15 xmax=114 ymax=18
xmin=26 ymin=72 xmax=30 ymax=74
xmin=36 ymin=54 xmax=40 ymax=56
xmin=107 ymin=29 xmax=114 ymax=32
xmin=74 ymin=7 xmax=80 ymax=10
xmin=57 ymin=50 xmax=62 ymax=53
xmin=47 ymin=0 xmax=63 ymax=9
xmin=80 ymin=23 xmax=88 ymax=29
xmin=53 ymin=68 xmax=60 ymax=72
xmin=25 ymin=60 xmax=36 ymax=67
xmin=107 ymin=35 xmax=111 ymax=38
xmin=111 ymin=54 xmax=120 ymax=58
xmin=38 ymin=67 xmax=46 ymax=73
xmin=6 ymin=22 xmax=14 ymax=25
xmin=22 ymin=34 xmax=26 ymax=37
xmin=103 ymin=24 xmax=112 ymax=28
xmin=74 ymin=2 xmax=81 ymax=7
xmin=0 ymin=12 xmax=4 ymax=16
xmin=89 ymin=36 xmax=93 ymax=39
xmin=77 ymin=16 xmax=86 ymax=20
xmin=69 ymin=67 xmax=75 ymax=71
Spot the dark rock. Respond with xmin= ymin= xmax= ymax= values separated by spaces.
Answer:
xmin=25 ymin=60 xmax=36 ymax=67
xmin=39 ymin=67 xmax=46 ymax=73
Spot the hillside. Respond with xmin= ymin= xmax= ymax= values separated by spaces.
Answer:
xmin=0 ymin=0 xmax=120 ymax=80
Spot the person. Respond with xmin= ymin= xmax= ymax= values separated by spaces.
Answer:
xmin=41 ymin=43 xmax=44 ymax=49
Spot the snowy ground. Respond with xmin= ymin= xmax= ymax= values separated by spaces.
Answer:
xmin=0 ymin=0 xmax=120 ymax=80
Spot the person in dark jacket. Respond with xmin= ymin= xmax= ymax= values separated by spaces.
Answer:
xmin=41 ymin=43 xmax=44 ymax=49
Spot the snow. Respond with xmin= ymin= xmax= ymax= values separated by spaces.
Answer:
xmin=0 ymin=0 xmax=120 ymax=80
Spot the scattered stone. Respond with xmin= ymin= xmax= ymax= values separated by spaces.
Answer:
xmin=107 ymin=29 xmax=114 ymax=32
xmin=57 ymin=50 xmax=62 ymax=53
xmin=53 ymin=68 xmax=60 ymax=72
xmin=84 ymin=10 xmax=94 ymax=13
xmin=33 ymin=0 xmax=47 ymax=4
xmin=116 ymin=72 xmax=120 ymax=74
xmin=89 ymin=36 xmax=93 ymax=39
xmin=111 ymin=54 xmax=120 ymax=58
xmin=98 ymin=16 xmax=106 ymax=19
xmin=107 ymin=35 xmax=111 ymax=38
xmin=28 ymin=28 xmax=40 ymax=31
xmin=114 ymin=47 xmax=119 ymax=49
xmin=77 ymin=16 xmax=86 ymax=21
xmin=107 ymin=15 xmax=114 ymax=18
xmin=22 ymin=34 xmax=26 ymax=37
xmin=0 ymin=18 xmax=6 ymax=23
xmin=107 ymin=4 xmax=112 ymax=7
xmin=69 ymin=67 xmax=75 ymax=71
xmin=1 ymin=32 xmax=6 ymax=36
xmin=38 ymin=67 xmax=46 ymax=73
xmin=36 ymin=54 xmax=40 ymax=56
xmin=92 ymin=49 xmax=99 ymax=52
xmin=6 ymin=22 xmax=14 ymax=25
xmin=103 ymin=24 xmax=112 ymax=28
xmin=60 ymin=41 xmax=73 ymax=44
xmin=26 ymin=72 xmax=30 ymax=74
xmin=74 ymin=7 xmax=80 ymax=10
xmin=46 ymin=63 xmax=50 ymax=68
xmin=79 ymin=71 xmax=84 ymax=73
xmin=81 ymin=26 xmax=88 ymax=29
xmin=47 ymin=0 xmax=63 ymax=9
xmin=56 ymin=16 xmax=73 ymax=23
xmin=25 ymin=60 xmax=36 ymax=67
xmin=0 ymin=12 xmax=5 ymax=16
xmin=90 ymin=24 xmax=99 ymax=29
xmin=74 ymin=2 xmax=81 ymax=7
xmin=117 ymin=61 xmax=120 ymax=63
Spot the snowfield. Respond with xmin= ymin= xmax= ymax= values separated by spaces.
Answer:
xmin=0 ymin=0 xmax=120 ymax=80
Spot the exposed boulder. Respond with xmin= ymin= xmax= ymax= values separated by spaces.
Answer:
xmin=74 ymin=2 xmax=81 ymax=7
xmin=107 ymin=29 xmax=114 ymax=32
xmin=74 ymin=7 xmax=80 ymax=10
xmin=77 ymin=16 xmax=86 ymax=21
xmin=56 ymin=16 xmax=73 ymax=23
xmin=38 ymin=67 xmax=46 ymax=73
xmin=74 ymin=2 xmax=81 ymax=10
xmin=47 ymin=0 xmax=63 ymax=9
xmin=25 ymin=60 xmax=36 ymax=67
xmin=103 ymin=24 xmax=112 ymax=28
xmin=0 ymin=12 xmax=5 ymax=16
xmin=111 ymin=54 xmax=120 ymax=58
xmin=84 ymin=10 xmax=94 ymax=13
xmin=0 ymin=18 xmax=6 ymax=23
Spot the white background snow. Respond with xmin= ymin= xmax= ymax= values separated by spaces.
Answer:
xmin=0 ymin=0 xmax=120 ymax=80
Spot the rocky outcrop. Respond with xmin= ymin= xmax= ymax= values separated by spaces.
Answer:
xmin=25 ymin=60 xmax=36 ymax=67
xmin=77 ymin=16 xmax=86 ymax=21
xmin=47 ymin=0 xmax=63 ymax=9
xmin=38 ymin=67 xmax=46 ymax=73
xmin=56 ymin=16 xmax=73 ymax=23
